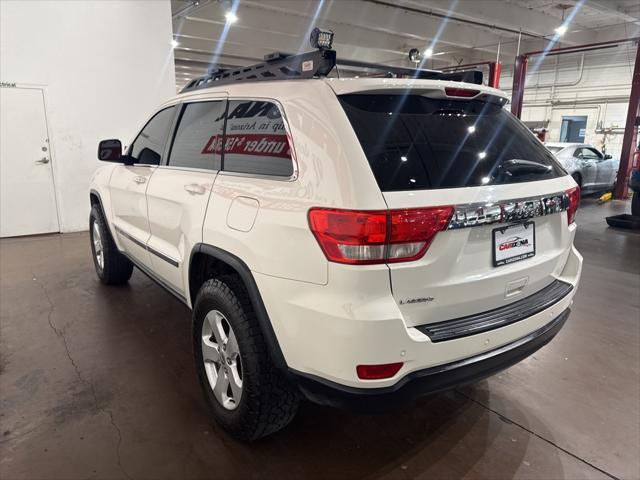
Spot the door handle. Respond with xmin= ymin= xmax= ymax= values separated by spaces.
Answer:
xmin=184 ymin=183 xmax=206 ymax=195
xmin=133 ymin=176 xmax=147 ymax=184
xmin=35 ymin=157 xmax=50 ymax=164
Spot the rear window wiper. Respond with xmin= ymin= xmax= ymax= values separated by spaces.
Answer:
xmin=499 ymin=159 xmax=553 ymax=176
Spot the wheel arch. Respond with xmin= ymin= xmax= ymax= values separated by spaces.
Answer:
xmin=89 ymin=189 xmax=119 ymax=241
xmin=571 ymin=172 xmax=582 ymax=189
xmin=89 ymin=189 xmax=103 ymax=210
xmin=189 ymin=243 xmax=288 ymax=370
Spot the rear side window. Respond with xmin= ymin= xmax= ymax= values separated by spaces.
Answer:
xmin=584 ymin=147 xmax=602 ymax=160
xmin=339 ymin=94 xmax=564 ymax=191
xmin=130 ymin=106 xmax=176 ymax=165
xmin=547 ymin=146 xmax=563 ymax=154
xmin=574 ymin=147 xmax=601 ymax=160
xmin=168 ymin=101 xmax=225 ymax=170
xmin=222 ymin=100 xmax=294 ymax=177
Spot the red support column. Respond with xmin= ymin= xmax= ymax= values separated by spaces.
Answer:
xmin=613 ymin=42 xmax=640 ymax=199
xmin=488 ymin=62 xmax=502 ymax=88
xmin=510 ymin=55 xmax=528 ymax=118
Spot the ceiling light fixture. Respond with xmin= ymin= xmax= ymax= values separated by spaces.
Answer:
xmin=171 ymin=39 xmax=179 ymax=48
xmin=554 ymin=4 xmax=571 ymax=37
xmin=225 ymin=10 xmax=238 ymax=23
xmin=554 ymin=24 xmax=568 ymax=36
xmin=423 ymin=47 xmax=433 ymax=58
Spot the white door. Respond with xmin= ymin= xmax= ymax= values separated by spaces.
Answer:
xmin=0 ymin=87 xmax=59 ymax=237
xmin=146 ymin=99 xmax=225 ymax=295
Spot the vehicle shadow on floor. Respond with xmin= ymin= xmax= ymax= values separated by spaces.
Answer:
xmin=91 ymin=270 xmax=573 ymax=480
xmin=144 ymin=291 xmax=585 ymax=478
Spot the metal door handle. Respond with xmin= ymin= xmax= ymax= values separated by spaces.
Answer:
xmin=133 ymin=176 xmax=147 ymax=184
xmin=35 ymin=157 xmax=49 ymax=164
xmin=184 ymin=183 xmax=206 ymax=195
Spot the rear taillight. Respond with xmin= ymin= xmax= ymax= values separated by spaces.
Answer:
xmin=357 ymin=362 xmax=403 ymax=380
xmin=444 ymin=87 xmax=480 ymax=98
xmin=566 ymin=186 xmax=580 ymax=225
xmin=308 ymin=206 xmax=454 ymax=265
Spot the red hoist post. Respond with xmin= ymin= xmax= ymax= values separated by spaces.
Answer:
xmin=510 ymin=38 xmax=640 ymax=199
xmin=613 ymin=42 xmax=640 ymax=199
xmin=488 ymin=61 xmax=502 ymax=89
xmin=510 ymin=55 xmax=529 ymax=118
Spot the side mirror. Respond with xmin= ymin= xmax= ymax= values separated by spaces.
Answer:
xmin=98 ymin=139 xmax=122 ymax=162
xmin=97 ymin=139 xmax=134 ymax=165
xmin=604 ymin=154 xmax=612 ymax=160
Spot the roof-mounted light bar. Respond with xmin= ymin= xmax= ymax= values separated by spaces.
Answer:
xmin=310 ymin=27 xmax=334 ymax=50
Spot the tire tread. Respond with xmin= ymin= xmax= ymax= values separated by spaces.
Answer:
xmin=90 ymin=204 xmax=133 ymax=285
xmin=194 ymin=277 xmax=299 ymax=442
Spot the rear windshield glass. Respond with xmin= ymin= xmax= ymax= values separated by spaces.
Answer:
xmin=339 ymin=94 xmax=564 ymax=191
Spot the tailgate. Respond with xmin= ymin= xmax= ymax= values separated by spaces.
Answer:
xmin=337 ymin=90 xmax=578 ymax=328
xmin=383 ymin=177 xmax=577 ymax=327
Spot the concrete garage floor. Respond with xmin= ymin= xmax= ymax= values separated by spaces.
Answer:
xmin=1 ymin=198 xmax=638 ymax=480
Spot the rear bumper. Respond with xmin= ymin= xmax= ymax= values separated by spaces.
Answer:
xmin=256 ymin=244 xmax=582 ymax=388
xmin=292 ymin=309 xmax=570 ymax=410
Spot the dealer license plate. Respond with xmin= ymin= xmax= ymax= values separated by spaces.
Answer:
xmin=493 ymin=222 xmax=536 ymax=267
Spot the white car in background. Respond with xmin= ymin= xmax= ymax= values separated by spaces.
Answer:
xmin=545 ymin=142 xmax=619 ymax=194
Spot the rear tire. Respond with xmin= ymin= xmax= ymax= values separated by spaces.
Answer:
xmin=632 ymin=191 xmax=640 ymax=217
xmin=89 ymin=204 xmax=133 ymax=285
xmin=193 ymin=278 xmax=299 ymax=442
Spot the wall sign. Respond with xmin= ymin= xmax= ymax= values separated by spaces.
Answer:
xmin=0 ymin=82 xmax=17 ymax=88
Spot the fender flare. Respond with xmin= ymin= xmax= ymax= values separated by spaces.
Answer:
xmin=89 ymin=189 xmax=118 ymax=241
xmin=190 ymin=243 xmax=288 ymax=370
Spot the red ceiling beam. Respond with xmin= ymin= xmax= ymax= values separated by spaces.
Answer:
xmin=510 ymin=37 xmax=639 ymax=119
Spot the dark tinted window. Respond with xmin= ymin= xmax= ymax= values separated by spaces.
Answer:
xmin=339 ymin=94 xmax=564 ymax=191
xmin=168 ymin=101 xmax=225 ymax=170
xmin=222 ymin=100 xmax=294 ymax=177
xmin=130 ymin=107 xmax=175 ymax=165
xmin=585 ymin=147 xmax=603 ymax=160
xmin=574 ymin=147 xmax=599 ymax=160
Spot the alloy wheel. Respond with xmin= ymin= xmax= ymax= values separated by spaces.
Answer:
xmin=201 ymin=309 xmax=243 ymax=410
xmin=92 ymin=222 xmax=104 ymax=270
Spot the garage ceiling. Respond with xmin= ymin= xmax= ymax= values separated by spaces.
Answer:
xmin=171 ymin=0 xmax=640 ymax=91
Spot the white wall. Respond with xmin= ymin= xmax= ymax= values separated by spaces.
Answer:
xmin=500 ymin=47 xmax=634 ymax=158
xmin=0 ymin=0 xmax=176 ymax=232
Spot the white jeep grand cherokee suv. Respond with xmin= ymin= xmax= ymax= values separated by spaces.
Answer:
xmin=89 ymin=47 xmax=582 ymax=441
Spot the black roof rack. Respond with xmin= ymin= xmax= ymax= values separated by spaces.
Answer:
xmin=180 ymin=27 xmax=484 ymax=93
xmin=181 ymin=48 xmax=337 ymax=93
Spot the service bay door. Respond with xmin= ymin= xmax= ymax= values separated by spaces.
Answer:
xmin=1 ymin=87 xmax=59 ymax=237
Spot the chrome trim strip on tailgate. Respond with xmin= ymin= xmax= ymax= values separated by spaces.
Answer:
xmin=447 ymin=192 xmax=568 ymax=229
xmin=416 ymin=279 xmax=573 ymax=342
